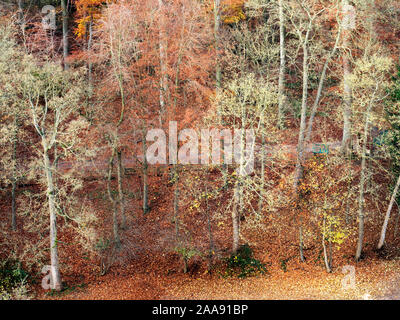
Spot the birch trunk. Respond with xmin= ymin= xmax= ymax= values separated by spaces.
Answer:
xmin=117 ymin=150 xmax=126 ymax=229
xmin=293 ymin=28 xmax=310 ymax=191
xmin=214 ymin=0 xmax=221 ymax=89
xmin=377 ymin=174 xmax=400 ymax=250
xmin=43 ymin=144 xmax=62 ymax=291
xmin=173 ymin=165 xmax=179 ymax=241
xmin=214 ymin=0 xmax=228 ymax=187
xmin=278 ymin=0 xmax=286 ymax=129
xmin=11 ymin=119 xmax=17 ymax=231
xmin=107 ymin=150 xmax=121 ymax=248
xmin=294 ymin=24 xmax=312 ymax=262
xmin=322 ymin=216 xmax=332 ymax=272
xmin=305 ymin=26 xmax=342 ymax=144
xmin=341 ymin=0 xmax=352 ymax=154
xmin=232 ymin=184 xmax=240 ymax=254
xmin=158 ymin=0 xmax=167 ymax=126
xmin=142 ymin=125 xmax=149 ymax=215
xmin=355 ymin=94 xmax=375 ymax=261
xmin=61 ymin=0 xmax=69 ymax=70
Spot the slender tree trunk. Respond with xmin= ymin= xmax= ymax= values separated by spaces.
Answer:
xmin=158 ymin=0 xmax=167 ymax=126
xmin=86 ymin=16 xmax=94 ymax=122
xmin=214 ymin=0 xmax=228 ymax=188
xmin=258 ymin=121 xmax=265 ymax=215
xmin=43 ymin=145 xmax=62 ymax=291
xmin=11 ymin=176 xmax=16 ymax=230
xmin=278 ymin=0 xmax=286 ymax=129
xmin=173 ymin=164 xmax=179 ymax=241
xmin=341 ymin=0 xmax=352 ymax=154
xmin=299 ymin=222 xmax=305 ymax=262
xmin=305 ymin=26 xmax=342 ymax=144
xmin=205 ymin=184 xmax=214 ymax=271
xmin=232 ymin=126 xmax=246 ymax=254
xmin=11 ymin=119 xmax=17 ymax=231
xmin=377 ymin=173 xmax=400 ymax=250
xmin=322 ymin=216 xmax=332 ymax=272
xmin=214 ymin=0 xmax=221 ymax=89
xmin=345 ymin=157 xmax=353 ymax=225
xmin=117 ymin=150 xmax=126 ymax=229
xmin=293 ymin=29 xmax=311 ymax=191
xmin=355 ymin=95 xmax=375 ymax=261
xmin=87 ymin=16 xmax=93 ymax=84
xmin=107 ymin=149 xmax=121 ymax=248
xmin=394 ymin=206 xmax=400 ymax=239
xmin=232 ymin=184 xmax=240 ymax=254
xmin=142 ymin=125 xmax=149 ymax=215
xmin=61 ymin=0 xmax=69 ymax=70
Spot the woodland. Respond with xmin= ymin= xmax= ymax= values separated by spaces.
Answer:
xmin=0 ymin=0 xmax=400 ymax=300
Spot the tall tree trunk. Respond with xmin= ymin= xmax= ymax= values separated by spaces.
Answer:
xmin=142 ymin=125 xmax=149 ymax=215
xmin=11 ymin=118 xmax=18 ymax=231
xmin=214 ymin=0 xmax=228 ymax=188
xmin=258 ymin=120 xmax=265 ymax=215
xmin=299 ymin=222 xmax=305 ymax=262
xmin=232 ymin=183 xmax=240 ymax=254
xmin=394 ymin=207 xmax=400 ymax=239
xmin=322 ymin=216 xmax=332 ymax=272
xmin=341 ymin=0 xmax=352 ymax=154
xmin=305 ymin=25 xmax=342 ymax=144
xmin=355 ymin=93 xmax=375 ymax=261
xmin=214 ymin=0 xmax=221 ymax=89
xmin=173 ymin=164 xmax=179 ymax=241
xmin=294 ymin=26 xmax=311 ymax=262
xmin=87 ymin=16 xmax=93 ymax=84
xmin=377 ymin=173 xmax=400 ymax=250
xmin=43 ymin=145 xmax=62 ymax=291
xmin=277 ymin=0 xmax=286 ymax=129
xmin=117 ymin=150 xmax=126 ymax=229
xmin=293 ymin=28 xmax=311 ymax=191
xmin=205 ymin=183 xmax=214 ymax=271
xmin=232 ymin=125 xmax=247 ymax=254
xmin=158 ymin=0 xmax=167 ymax=126
xmin=61 ymin=0 xmax=69 ymax=70
xmin=86 ymin=16 xmax=94 ymax=122
xmin=107 ymin=149 xmax=121 ymax=248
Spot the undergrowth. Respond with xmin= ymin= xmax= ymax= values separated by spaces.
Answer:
xmin=223 ymin=244 xmax=267 ymax=278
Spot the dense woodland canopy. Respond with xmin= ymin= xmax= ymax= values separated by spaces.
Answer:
xmin=1 ymin=0 xmax=400 ymax=299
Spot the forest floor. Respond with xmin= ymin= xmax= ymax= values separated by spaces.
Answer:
xmin=33 ymin=166 xmax=400 ymax=301
xmin=37 ymin=258 xmax=400 ymax=300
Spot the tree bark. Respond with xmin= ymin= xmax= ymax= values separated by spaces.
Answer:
xmin=377 ymin=173 xmax=400 ymax=250
xmin=61 ymin=0 xmax=69 ymax=70
xmin=158 ymin=0 xmax=167 ymax=126
xmin=305 ymin=25 xmax=342 ymax=144
xmin=341 ymin=0 xmax=352 ymax=154
xmin=11 ymin=119 xmax=17 ymax=231
xmin=293 ymin=26 xmax=311 ymax=191
xmin=43 ymin=145 xmax=62 ymax=291
xmin=214 ymin=0 xmax=221 ymax=89
xmin=278 ymin=0 xmax=286 ymax=129
xmin=173 ymin=165 xmax=179 ymax=241
xmin=322 ymin=216 xmax=332 ymax=272
xmin=117 ymin=150 xmax=126 ymax=229
xmin=142 ymin=125 xmax=149 ymax=215
xmin=107 ymin=149 xmax=121 ymax=249
xmin=355 ymin=93 xmax=375 ymax=261
xmin=232 ymin=184 xmax=240 ymax=254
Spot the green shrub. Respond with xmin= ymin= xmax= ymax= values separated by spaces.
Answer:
xmin=224 ymin=244 xmax=267 ymax=278
xmin=174 ymin=245 xmax=200 ymax=273
xmin=0 ymin=260 xmax=30 ymax=298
